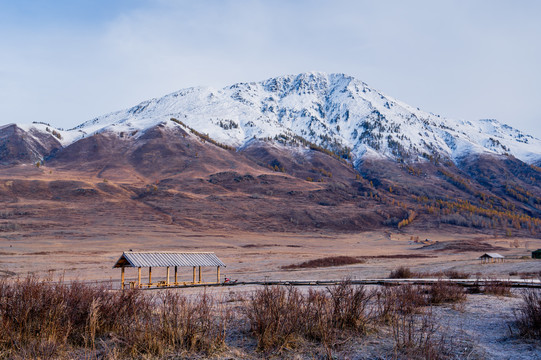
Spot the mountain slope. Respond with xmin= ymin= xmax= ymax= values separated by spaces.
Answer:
xmin=57 ymin=72 xmax=541 ymax=165
xmin=0 ymin=124 xmax=61 ymax=165
xmin=0 ymin=72 xmax=540 ymax=237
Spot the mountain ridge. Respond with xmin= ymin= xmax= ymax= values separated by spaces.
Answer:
xmin=7 ymin=72 xmax=540 ymax=166
xmin=0 ymin=72 xmax=540 ymax=237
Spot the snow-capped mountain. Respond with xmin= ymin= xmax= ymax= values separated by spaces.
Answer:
xmin=1 ymin=73 xmax=541 ymax=236
xmin=12 ymin=72 xmax=541 ymax=164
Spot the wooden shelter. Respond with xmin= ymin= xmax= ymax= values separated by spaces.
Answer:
xmin=113 ymin=251 xmax=226 ymax=289
xmin=532 ymin=249 xmax=541 ymax=259
xmin=479 ymin=253 xmax=505 ymax=264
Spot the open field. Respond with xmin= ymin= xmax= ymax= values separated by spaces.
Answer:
xmin=1 ymin=228 xmax=540 ymax=285
xmin=1 ymin=168 xmax=541 ymax=358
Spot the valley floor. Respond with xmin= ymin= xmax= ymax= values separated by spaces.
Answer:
xmin=1 ymin=229 xmax=541 ymax=359
xmin=1 ymin=229 xmax=540 ymax=285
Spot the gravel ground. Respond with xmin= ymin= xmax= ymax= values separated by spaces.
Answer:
xmin=432 ymin=292 xmax=541 ymax=360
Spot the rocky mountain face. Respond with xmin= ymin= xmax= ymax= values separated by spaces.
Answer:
xmin=0 ymin=73 xmax=540 ymax=236
xmin=0 ymin=124 xmax=61 ymax=165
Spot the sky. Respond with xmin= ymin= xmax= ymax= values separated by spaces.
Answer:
xmin=1 ymin=0 xmax=540 ymax=138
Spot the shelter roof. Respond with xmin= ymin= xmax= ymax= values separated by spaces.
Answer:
xmin=479 ymin=253 xmax=504 ymax=259
xmin=113 ymin=252 xmax=226 ymax=268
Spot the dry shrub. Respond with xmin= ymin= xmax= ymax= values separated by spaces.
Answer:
xmin=0 ymin=276 xmax=119 ymax=356
xmin=443 ymin=270 xmax=470 ymax=279
xmin=120 ymin=291 xmax=229 ymax=357
xmin=374 ymin=285 xmax=427 ymax=330
xmin=467 ymin=280 xmax=482 ymax=294
xmin=391 ymin=308 xmax=446 ymax=360
xmin=483 ymin=280 xmax=512 ymax=296
xmin=387 ymin=284 xmax=427 ymax=316
xmin=389 ymin=266 xmax=415 ymax=279
xmin=427 ymin=281 xmax=467 ymax=305
xmin=245 ymin=282 xmax=372 ymax=354
xmin=515 ymin=289 xmax=541 ymax=339
xmin=373 ymin=285 xmax=449 ymax=359
xmin=244 ymin=286 xmax=305 ymax=351
xmin=282 ymin=256 xmax=364 ymax=269
xmin=389 ymin=267 xmax=471 ymax=280
xmin=0 ymin=276 xmax=229 ymax=359
xmin=328 ymin=281 xmax=372 ymax=333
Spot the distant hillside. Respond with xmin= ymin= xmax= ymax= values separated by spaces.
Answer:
xmin=0 ymin=73 xmax=540 ymax=236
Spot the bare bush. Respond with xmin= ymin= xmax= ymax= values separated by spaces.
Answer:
xmin=484 ymin=281 xmax=512 ymax=296
xmin=515 ymin=289 xmax=541 ymax=339
xmin=282 ymin=256 xmax=364 ymax=269
xmin=391 ymin=308 xmax=446 ymax=360
xmin=389 ymin=266 xmax=415 ymax=279
xmin=244 ymin=282 xmax=372 ymax=354
xmin=0 ymin=276 xmax=229 ymax=359
xmin=328 ymin=281 xmax=372 ymax=333
xmin=244 ymin=286 xmax=305 ymax=351
xmin=443 ymin=270 xmax=470 ymax=279
xmin=427 ymin=281 xmax=467 ymax=305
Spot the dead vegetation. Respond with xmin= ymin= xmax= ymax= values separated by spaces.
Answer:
xmin=388 ymin=266 xmax=470 ymax=279
xmin=244 ymin=282 xmax=371 ymax=356
xmin=419 ymin=239 xmax=506 ymax=252
xmin=281 ymin=256 xmax=365 ymax=269
xmin=515 ymin=289 xmax=541 ymax=340
xmin=0 ymin=276 xmax=229 ymax=359
xmin=483 ymin=280 xmax=512 ymax=297
xmin=0 ymin=276 xmax=533 ymax=359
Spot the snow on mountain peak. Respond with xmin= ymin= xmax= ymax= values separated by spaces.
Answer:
xmin=25 ymin=72 xmax=541 ymax=164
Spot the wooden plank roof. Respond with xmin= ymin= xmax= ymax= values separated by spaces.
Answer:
xmin=113 ymin=251 xmax=226 ymax=268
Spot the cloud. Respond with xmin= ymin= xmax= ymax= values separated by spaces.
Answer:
xmin=0 ymin=0 xmax=539 ymax=137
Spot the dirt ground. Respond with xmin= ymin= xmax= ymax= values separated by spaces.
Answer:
xmin=136 ymin=284 xmax=541 ymax=359
xmin=1 ymin=229 xmax=541 ymax=359
xmin=1 ymin=229 xmax=540 ymax=285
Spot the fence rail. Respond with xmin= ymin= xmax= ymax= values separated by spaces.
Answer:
xmin=141 ymin=278 xmax=541 ymax=290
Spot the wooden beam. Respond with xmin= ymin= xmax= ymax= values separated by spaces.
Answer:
xmin=198 ymin=266 xmax=202 ymax=283
xmin=193 ymin=266 xmax=196 ymax=284
xmin=217 ymin=266 xmax=220 ymax=283
xmin=149 ymin=267 xmax=152 ymax=286
xmin=137 ymin=267 xmax=141 ymax=288
xmin=174 ymin=266 xmax=178 ymax=285
xmin=166 ymin=267 xmax=170 ymax=286
xmin=121 ymin=267 xmax=125 ymax=290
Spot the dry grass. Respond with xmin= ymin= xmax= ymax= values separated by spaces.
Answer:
xmin=281 ymin=256 xmax=365 ymax=269
xmin=427 ymin=281 xmax=467 ymax=305
xmin=390 ymin=308 xmax=446 ymax=360
xmin=389 ymin=266 xmax=471 ymax=280
xmin=373 ymin=284 xmax=454 ymax=359
xmin=509 ymin=271 xmax=541 ymax=280
xmin=389 ymin=266 xmax=416 ymax=279
xmin=515 ymin=289 xmax=541 ymax=340
xmin=244 ymin=282 xmax=371 ymax=356
xmin=0 ymin=276 xmax=229 ymax=359
xmin=483 ymin=280 xmax=512 ymax=297
xmin=0 ymin=276 xmax=513 ymax=359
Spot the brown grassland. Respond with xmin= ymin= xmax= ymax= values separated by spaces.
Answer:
xmin=1 ymin=164 xmax=541 ymax=358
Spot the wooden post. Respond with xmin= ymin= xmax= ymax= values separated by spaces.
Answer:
xmin=166 ymin=267 xmax=170 ymax=286
xmin=174 ymin=266 xmax=178 ymax=285
xmin=198 ymin=266 xmax=202 ymax=283
xmin=121 ymin=267 xmax=125 ymax=290
xmin=193 ymin=266 xmax=196 ymax=284
xmin=137 ymin=267 xmax=141 ymax=288
xmin=217 ymin=266 xmax=220 ymax=283
xmin=149 ymin=267 xmax=152 ymax=287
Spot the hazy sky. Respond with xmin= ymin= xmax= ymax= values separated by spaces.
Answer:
xmin=1 ymin=0 xmax=540 ymax=137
